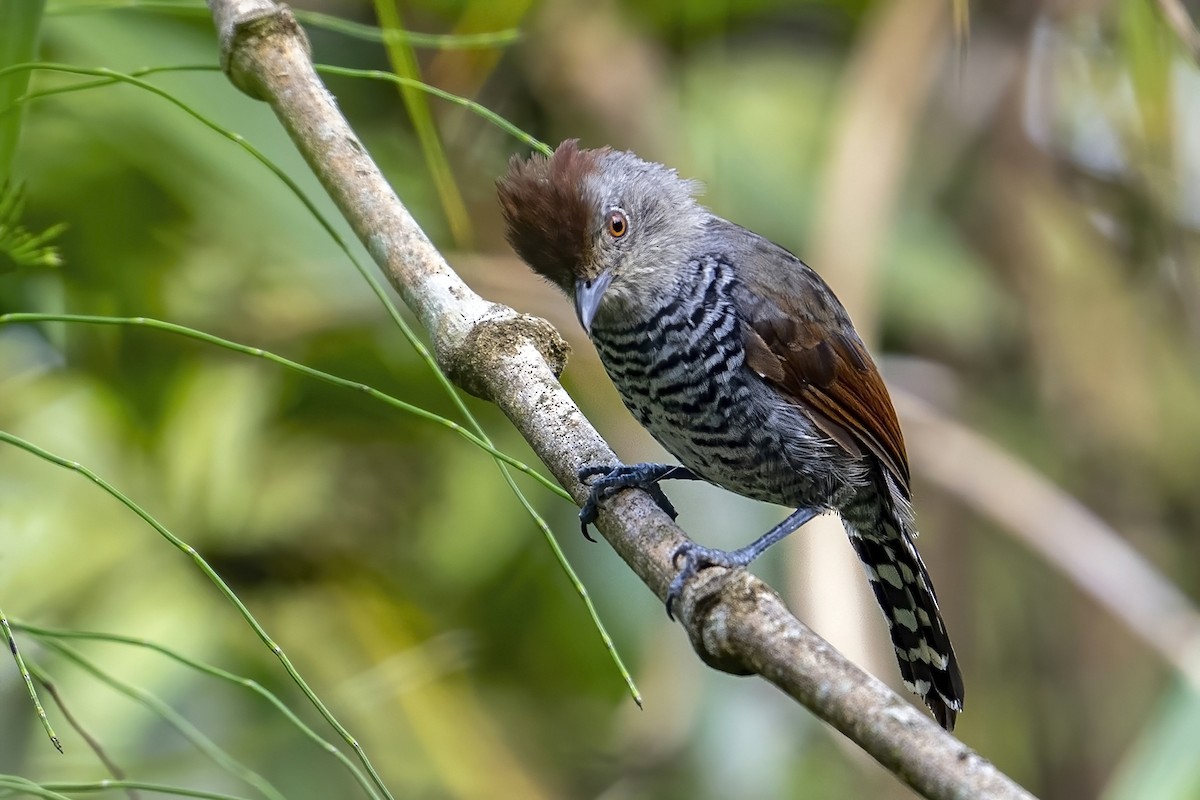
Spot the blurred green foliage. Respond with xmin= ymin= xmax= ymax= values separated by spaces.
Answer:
xmin=2 ymin=1 xmax=1200 ymax=799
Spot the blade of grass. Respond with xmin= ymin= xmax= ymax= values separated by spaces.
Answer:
xmin=0 ymin=0 xmax=44 ymax=179
xmin=372 ymin=0 xmax=473 ymax=247
xmin=0 ymin=180 xmax=66 ymax=272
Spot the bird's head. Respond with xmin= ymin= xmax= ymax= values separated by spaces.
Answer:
xmin=497 ymin=140 xmax=706 ymax=334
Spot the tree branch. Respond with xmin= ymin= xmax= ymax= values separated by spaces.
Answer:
xmin=204 ymin=2 xmax=1034 ymax=797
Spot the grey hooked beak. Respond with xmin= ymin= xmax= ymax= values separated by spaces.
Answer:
xmin=574 ymin=269 xmax=613 ymax=334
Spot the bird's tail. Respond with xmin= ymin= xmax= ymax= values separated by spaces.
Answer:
xmin=842 ymin=488 xmax=964 ymax=731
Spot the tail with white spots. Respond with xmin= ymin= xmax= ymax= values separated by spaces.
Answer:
xmin=843 ymin=490 xmax=964 ymax=731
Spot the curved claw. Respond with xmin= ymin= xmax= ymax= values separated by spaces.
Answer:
xmin=576 ymin=463 xmax=690 ymax=541
xmin=665 ymin=545 xmax=696 ymax=620
xmin=645 ymin=485 xmax=679 ymax=521
xmin=664 ymin=542 xmax=747 ymax=621
xmin=577 ymin=503 xmax=600 ymax=543
xmin=663 ymin=507 xmax=823 ymax=619
xmin=577 ymin=464 xmax=619 ymax=542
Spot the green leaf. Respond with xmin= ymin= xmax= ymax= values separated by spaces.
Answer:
xmin=0 ymin=181 xmax=65 ymax=273
xmin=0 ymin=0 xmax=45 ymax=179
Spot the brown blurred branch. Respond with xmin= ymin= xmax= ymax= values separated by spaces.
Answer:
xmin=898 ymin=391 xmax=1200 ymax=689
xmin=205 ymin=2 xmax=1034 ymax=798
xmin=797 ymin=0 xmax=949 ymax=696
xmin=1156 ymin=0 xmax=1200 ymax=62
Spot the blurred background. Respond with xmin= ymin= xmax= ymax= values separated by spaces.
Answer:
xmin=2 ymin=0 xmax=1200 ymax=798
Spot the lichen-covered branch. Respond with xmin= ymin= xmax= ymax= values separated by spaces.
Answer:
xmin=204 ymin=2 xmax=1034 ymax=797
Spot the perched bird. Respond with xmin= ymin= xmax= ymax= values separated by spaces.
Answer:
xmin=497 ymin=140 xmax=964 ymax=730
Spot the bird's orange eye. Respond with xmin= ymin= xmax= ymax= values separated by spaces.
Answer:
xmin=607 ymin=209 xmax=628 ymax=238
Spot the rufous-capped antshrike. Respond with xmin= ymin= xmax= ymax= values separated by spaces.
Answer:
xmin=497 ymin=140 xmax=964 ymax=730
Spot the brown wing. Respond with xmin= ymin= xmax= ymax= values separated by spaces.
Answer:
xmin=737 ymin=262 xmax=911 ymax=496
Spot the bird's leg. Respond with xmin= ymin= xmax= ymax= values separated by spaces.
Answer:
xmin=666 ymin=507 xmax=821 ymax=619
xmin=578 ymin=463 xmax=701 ymax=540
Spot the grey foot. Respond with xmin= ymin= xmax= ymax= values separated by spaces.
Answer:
xmin=664 ymin=507 xmax=822 ymax=619
xmin=577 ymin=463 xmax=699 ymax=541
xmin=665 ymin=541 xmax=761 ymax=620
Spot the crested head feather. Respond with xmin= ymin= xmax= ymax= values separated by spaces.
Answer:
xmin=497 ymin=140 xmax=606 ymax=292
xmin=498 ymin=141 xmax=708 ymax=318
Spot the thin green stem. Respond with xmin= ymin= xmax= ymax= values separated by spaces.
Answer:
xmin=0 ymin=607 xmax=61 ymax=753
xmin=0 ymin=61 xmax=634 ymax=701
xmin=317 ymin=65 xmax=551 ymax=155
xmin=12 ymin=621 xmax=386 ymax=798
xmin=6 ymin=311 xmax=638 ymax=703
xmin=372 ymin=0 xmax=472 ymax=246
xmin=46 ymin=1 xmax=523 ymax=49
xmin=0 ymin=777 xmax=72 ymax=800
xmin=0 ymin=430 xmax=391 ymax=800
xmin=19 ymin=661 xmax=138 ymax=800
xmin=43 ymin=781 xmax=252 ymax=800
xmin=39 ymin=640 xmax=285 ymax=800
xmin=0 ymin=312 xmax=567 ymax=500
